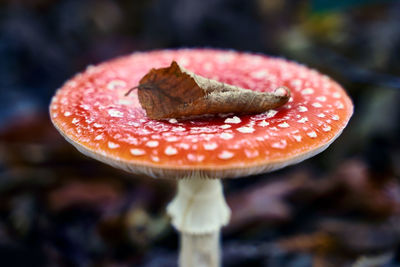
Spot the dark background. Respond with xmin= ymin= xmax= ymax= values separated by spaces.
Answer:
xmin=1 ymin=0 xmax=400 ymax=266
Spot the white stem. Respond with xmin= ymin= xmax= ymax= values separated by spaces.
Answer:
xmin=167 ymin=177 xmax=231 ymax=267
xmin=180 ymin=232 xmax=220 ymax=267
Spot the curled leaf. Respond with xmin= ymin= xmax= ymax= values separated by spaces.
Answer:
xmin=127 ymin=61 xmax=290 ymax=119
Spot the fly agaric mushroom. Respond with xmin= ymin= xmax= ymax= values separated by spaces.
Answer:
xmin=49 ymin=49 xmax=353 ymax=267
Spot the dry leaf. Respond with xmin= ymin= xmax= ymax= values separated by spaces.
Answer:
xmin=126 ymin=61 xmax=290 ymax=119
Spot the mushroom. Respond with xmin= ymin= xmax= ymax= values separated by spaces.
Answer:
xmin=49 ymin=49 xmax=353 ymax=267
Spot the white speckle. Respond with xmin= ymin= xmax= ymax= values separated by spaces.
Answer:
xmin=172 ymin=126 xmax=186 ymax=132
xmin=307 ymin=131 xmax=317 ymax=138
xmin=335 ymin=101 xmax=344 ymax=109
xmin=293 ymin=135 xmax=302 ymax=142
xmin=237 ymin=126 xmax=255 ymax=133
xmin=290 ymin=79 xmax=302 ymax=88
xmin=81 ymin=104 xmax=90 ymax=110
xmin=178 ymin=143 xmax=190 ymax=150
xmin=317 ymin=113 xmax=326 ymax=118
xmin=93 ymin=123 xmax=103 ymax=128
xmin=332 ymin=115 xmax=340 ymax=121
xmin=72 ymin=118 xmax=80 ymax=124
xmin=302 ymin=88 xmax=314 ymax=95
xmin=64 ymin=111 xmax=71 ymax=117
xmin=165 ymin=146 xmax=178 ymax=155
xmin=298 ymin=106 xmax=308 ymax=112
xmin=218 ymin=150 xmax=234 ymax=160
xmin=203 ymin=142 xmax=218 ymax=150
xmin=220 ymin=133 xmax=234 ymax=140
xmin=108 ymin=141 xmax=120 ymax=149
xmin=224 ymin=116 xmax=241 ymax=124
xmin=316 ymin=96 xmax=327 ymax=102
xmin=94 ymin=134 xmax=103 ymax=141
xmin=297 ymin=117 xmax=308 ymax=123
xmin=220 ymin=124 xmax=231 ymax=129
xmin=52 ymin=113 xmax=58 ymax=118
xmin=108 ymin=109 xmax=124 ymax=118
xmin=151 ymin=155 xmax=160 ymax=162
xmin=130 ymin=148 xmax=145 ymax=156
xmin=188 ymin=153 xmax=205 ymax=162
xmin=271 ymin=140 xmax=287 ymax=149
xmin=251 ymin=70 xmax=269 ymax=79
xmin=169 ymin=118 xmax=178 ymax=124
xmin=166 ymin=136 xmax=179 ymax=142
xmin=107 ymin=80 xmax=126 ymax=90
xmin=333 ymin=92 xmax=341 ymax=98
xmin=146 ymin=141 xmax=159 ymax=147
xmin=266 ymin=110 xmax=278 ymax=118
xmin=258 ymin=120 xmax=269 ymax=127
xmin=312 ymin=102 xmax=323 ymax=108
xmin=323 ymin=126 xmax=331 ymax=132
xmin=278 ymin=122 xmax=290 ymax=128
xmin=244 ymin=149 xmax=259 ymax=158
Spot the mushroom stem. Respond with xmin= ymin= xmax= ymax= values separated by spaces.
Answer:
xmin=180 ymin=232 xmax=220 ymax=267
xmin=167 ymin=177 xmax=231 ymax=267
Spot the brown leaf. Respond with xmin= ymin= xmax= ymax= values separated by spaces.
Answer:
xmin=127 ymin=61 xmax=290 ymax=119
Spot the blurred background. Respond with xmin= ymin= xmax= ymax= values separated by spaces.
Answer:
xmin=1 ymin=0 xmax=400 ymax=266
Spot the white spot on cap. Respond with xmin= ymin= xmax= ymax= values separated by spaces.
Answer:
xmin=335 ymin=101 xmax=344 ymax=109
xmin=332 ymin=115 xmax=340 ymax=121
xmin=172 ymin=126 xmax=186 ymax=132
xmin=323 ymin=126 xmax=331 ymax=132
xmin=204 ymin=142 xmax=218 ymax=150
xmin=169 ymin=118 xmax=178 ymax=124
xmin=244 ymin=149 xmax=259 ymax=158
xmin=224 ymin=116 xmax=241 ymax=124
xmin=220 ymin=133 xmax=234 ymax=140
xmin=278 ymin=122 xmax=290 ymax=128
xmin=220 ymin=124 xmax=231 ymax=129
xmin=146 ymin=141 xmax=159 ymax=147
xmin=108 ymin=109 xmax=124 ymax=118
xmin=298 ymin=106 xmax=308 ymax=112
xmin=307 ymin=131 xmax=317 ymax=138
xmin=166 ymin=136 xmax=179 ymax=142
xmin=151 ymin=155 xmax=160 ymax=162
xmin=81 ymin=104 xmax=90 ymax=110
xmin=293 ymin=135 xmax=302 ymax=142
xmin=130 ymin=148 xmax=145 ymax=156
xmin=251 ymin=70 xmax=268 ymax=79
xmin=165 ymin=146 xmax=178 ymax=155
xmin=266 ymin=110 xmax=278 ymax=118
xmin=108 ymin=141 xmax=120 ymax=149
xmin=271 ymin=140 xmax=287 ymax=149
xmin=258 ymin=120 xmax=269 ymax=127
xmin=237 ymin=126 xmax=255 ymax=133
xmin=72 ymin=118 xmax=80 ymax=124
xmin=302 ymin=88 xmax=314 ymax=95
xmin=94 ymin=134 xmax=103 ymax=141
xmin=188 ymin=153 xmax=205 ymax=162
xmin=316 ymin=96 xmax=327 ymax=102
xmin=64 ymin=111 xmax=71 ymax=117
xmin=312 ymin=102 xmax=323 ymax=108
xmin=107 ymin=80 xmax=126 ymax=90
xmin=93 ymin=123 xmax=103 ymax=128
xmin=317 ymin=113 xmax=326 ymax=118
xmin=297 ymin=117 xmax=308 ymax=123
xmin=178 ymin=143 xmax=190 ymax=150
xmin=218 ymin=150 xmax=234 ymax=159
xmin=333 ymin=92 xmax=341 ymax=98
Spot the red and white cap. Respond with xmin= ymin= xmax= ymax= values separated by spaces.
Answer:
xmin=49 ymin=49 xmax=353 ymax=179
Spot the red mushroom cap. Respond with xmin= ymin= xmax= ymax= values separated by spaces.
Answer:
xmin=49 ymin=49 xmax=353 ymax=179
